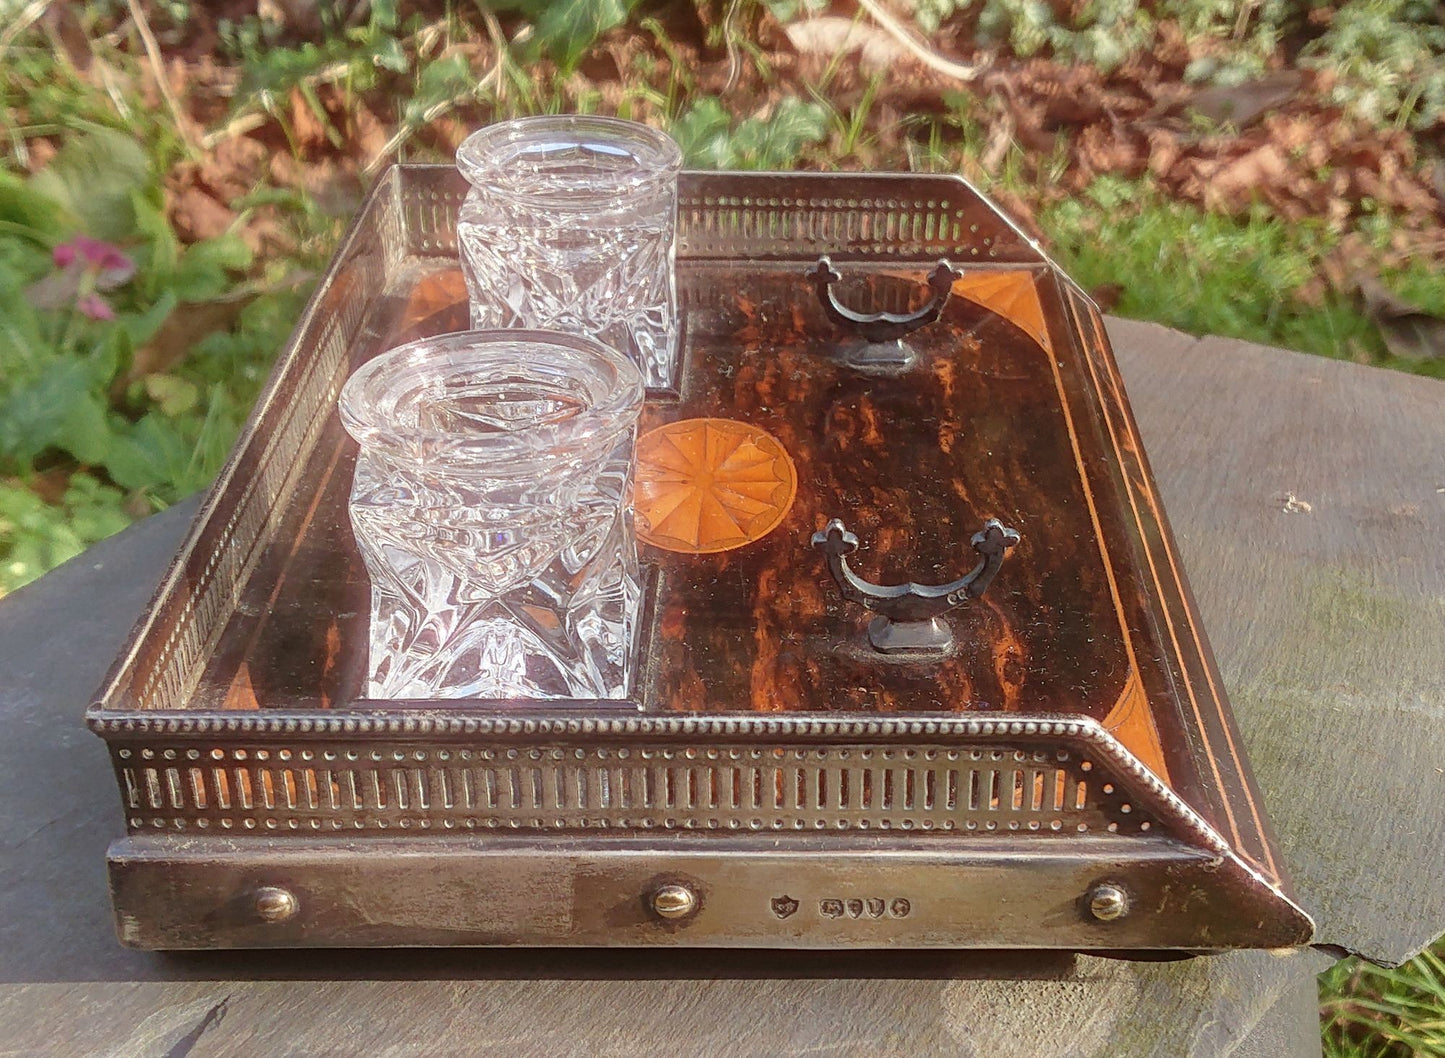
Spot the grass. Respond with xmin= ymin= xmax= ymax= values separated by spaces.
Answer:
xmin=1322 ymin=949 xmax=1445 ymax=1057
xmin=0 ymin=6 xmax=340 ymax=594
xmin=1 ymin=2 xmax=1443 ymax=1048
xmin=1041 ymin=177 xmax=1445 ymax=379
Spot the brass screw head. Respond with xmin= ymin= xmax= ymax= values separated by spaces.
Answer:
xmin=651 ymin=883 xmax=698 ymax=920
xmin=1088 ymin=884 xmax=1128 ymax=922
xmin=255 ymin=886 xmax=299 ymax=923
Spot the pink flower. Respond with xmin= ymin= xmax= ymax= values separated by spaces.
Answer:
xmin=29 ymin=235 xmax=136 ymax=318
xmin=52 ymin=235 xmax=135 ymax=284
xmin=76 ymin=293 xmax=117 ymax=321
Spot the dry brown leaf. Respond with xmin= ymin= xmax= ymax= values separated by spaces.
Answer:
xmin=198 ymin=135 xmax=268 ymax=199
xmin=269 ymin=155 xmax=363 ymax=217
xmin=168 ymin=186 xmax=237 ymax=243
xmin=980 ymin=111 xmax=1015 ymax=174
xmin=957 ymin=151 xmax=987 ymax=185
xmin=1379 ymin=170 xmax=1440 ymax=216
xmin=1355 ymin=276 xmax=1445 ymax=361
xmin=41 ymin=2 xmax=93 ymax=72
xmin=118 ymin=292 xmax=260 ymax=393
xmin=28 ymin=468 xmax=74 ymax=506
xmin=1146 ymin=129 xmax=1181 ymax=179
xmin=258 ymin=0 xmax=323 ymax=35
xmin=1292 ymin=274 xmax=1329 ymax=307
xmin=238 ymin=211 xmax=295 ymax=259
xmin=1151 ymin=21 xmax=1191 ymax=71
xmin=117 ymin=271 xmax=312 ymax=394
xmin=1076 ymin=123 xmax=1146 ymax=179
xmin=1144 ymin=81 xmax=1196 ymax=114
xmin=783 ymin=17 xmax=906 ymax=73
xmin=288 ymin=86 xmax=328 ymax=152
xmin=1010 ymin=61 xmax=1127 ymax=131
xmin=1185 ymin=70 xmax=1303 ymax=128
xmin=1265 ymin=114 xmax=1315 ymax=155
xmin=430 ymin=115 xmax=472 ymax=152
xmin=179 ymin=56 xmax=243 ymax=126
xmin=351 ymin=104 xmax=391 ymax=162
xmin=1201 ymin=143 xmax=1291 ymax=212
xmin=23 ymin=137 xmax=57 ymax=175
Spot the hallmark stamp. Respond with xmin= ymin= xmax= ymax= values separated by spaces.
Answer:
xmin=817 ymin=896 xmax=910 ymax=919
xmin=771 ymin=895 xmax=800 ymax=919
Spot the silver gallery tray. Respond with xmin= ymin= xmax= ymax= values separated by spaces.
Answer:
xmin=86 ymin=166 xmax=1311 ymax=953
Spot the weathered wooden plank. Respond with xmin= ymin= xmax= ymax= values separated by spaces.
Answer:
xmin=0 ymin=949 xmax=1331 ymax=1057
xmin=1110 ymin=318 xmax=1445 ymax=965
xmin=1234 ymin=965 xmax=1333 ymax=1058
xmin=0 ymin=498 xmax=201 ymax=984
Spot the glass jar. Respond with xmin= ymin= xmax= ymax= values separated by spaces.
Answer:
xmin=456 ymin=116 xmax=683 ymax=390
xmin=338 ymin=329 xmax=644 ymax=700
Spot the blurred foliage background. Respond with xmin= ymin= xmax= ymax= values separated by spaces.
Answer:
xmin=1 ymin=1 xmax=1443 ymax=1050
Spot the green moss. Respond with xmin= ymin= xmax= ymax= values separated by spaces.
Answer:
xmin=1305 ymin=573 xmax=1412 ymax=641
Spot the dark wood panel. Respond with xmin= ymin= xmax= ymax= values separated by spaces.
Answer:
xmin=193 ymin=265 xmax=1141 ymax=732
xmin=648 ymin=265 xmax=1131 ymax=720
